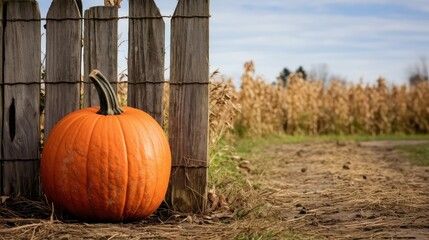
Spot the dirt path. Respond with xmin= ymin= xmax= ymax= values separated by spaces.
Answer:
xmin=2 ymin=141 xmax=429 ymax=239
xmin=247 ymin=141 xmax=429 ymax=239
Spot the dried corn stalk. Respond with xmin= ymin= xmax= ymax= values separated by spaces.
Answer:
xmin=104 ymin=0 xmax=122 ymax=7
xmin=235 ymin=61 xmax=429 ymax=136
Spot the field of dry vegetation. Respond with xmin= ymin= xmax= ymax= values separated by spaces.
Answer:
xmin=208 ymin=61 xmax=429 ymax=140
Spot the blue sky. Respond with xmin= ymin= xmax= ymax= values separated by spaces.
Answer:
xmin=38 ymin=0 xmax=429 ymax=85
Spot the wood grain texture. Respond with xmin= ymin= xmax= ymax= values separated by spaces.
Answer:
xmin=44 ymin=0 xmax=82 ymax=140
xmin=84 ymin=6 xmax=118 ymax=107
xmin=0 ymin=1 xmax=3 ymax=192
xmin=168 ymin=0 xmax=210 ymax=213
xmin=128 ymin=0 xmax=165 ymax=125
xmin=2 ymin=1 xmax=41 ymax=199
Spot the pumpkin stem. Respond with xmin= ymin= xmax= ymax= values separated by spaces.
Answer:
xmin=89 ymin=69 xmax=124 ymax=115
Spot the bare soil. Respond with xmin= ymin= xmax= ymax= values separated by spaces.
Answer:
xmin=1 ymin=141 xmax=428 ymax=239
xmin=246 ymin=141 xmax=429 ymax=239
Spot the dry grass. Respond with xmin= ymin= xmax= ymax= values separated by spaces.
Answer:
xmin=209 ymin=78 xmax=240 ymax=147
xmin=158 ymin=72 xmax=240 ymax=144
xmin=0 ymin=196 xmax=290 ymax=240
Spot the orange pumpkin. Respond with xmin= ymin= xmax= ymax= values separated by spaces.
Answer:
xmin=41 ymin=70 xmax=171 ymax=221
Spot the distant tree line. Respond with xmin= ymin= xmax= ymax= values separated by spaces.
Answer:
xmin=278 ymin=66 xmax=307 ymax=86
xmin=278 ymin=57 xmax=429 ymax=87
xmin=408 ymin=57 xmax=429 ymax=85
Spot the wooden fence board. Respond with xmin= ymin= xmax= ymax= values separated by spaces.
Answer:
xmin=84 ymin=6 xmax=118 ymax=107
xmin=75 ymin=0 xmax=82 ymax=15
xmin=1 ymin=1 xmax=41 ymax=199
xmin=0 ymin=1 xmax=3 ymax=192
xmin=168 ymin=0 xmax=210 ymax=213
xmin=44 ymin=0 xmax=82 ymax=139
xmin=128 ymin=0 xmax=165 ymax=125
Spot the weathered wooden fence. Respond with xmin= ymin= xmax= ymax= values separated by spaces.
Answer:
xmin=0 ymin=0 xmax=209 ymax=214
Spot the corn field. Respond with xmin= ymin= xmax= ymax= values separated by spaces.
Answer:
xmin=234 ymin=61 xmax=429 ymax=136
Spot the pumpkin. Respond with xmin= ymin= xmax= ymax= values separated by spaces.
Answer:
xmin=41 ymin=70 xmax=171 ymax=221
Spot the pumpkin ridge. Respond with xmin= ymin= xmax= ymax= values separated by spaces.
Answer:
xmin=67 ymin=113 xmax=102 ymax=218
xmin=89 ymin=116 xmax=113 ymax=219
xmin=85 ymin=114 xmax=104 ymax=219
xmin=41 ymin=111 xmax=79 ymax=207
xmin=147 ymin=124 xmax=170 ymax=214
xmin=54 ymin=113 xmax=87 ymax=211
xmin=151 ymin=118 xmax=171 ymax=214
xmin=117 ymin=112 xmax=147 ymax=218
xmin=108 ymin=115 xmax=129 ymax=220
xmin=123 ymin=113 xmax=152 ymax=217
xmin=106 ymin=118 xmax=111 ymax=219
xmin=46 ymin=111 xmax=88 ymax=209
xmin=112 ymin=115 xmax=129 ymax=220
xmin=141 ymin=121 xmax=160 ymax=215
xmin=98 ymin=116 xmax=128 ymax=221
xmin=67 ymin=112 xmax=103 ymax=219
xmin=118 ymin=113 xmax=142 ymax=218
xmin=127 ymin=111 xmax=165 ymax=217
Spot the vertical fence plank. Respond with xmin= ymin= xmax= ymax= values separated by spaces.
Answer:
xmin=75 ymin=0 xmax=82 ymax=15
xmin=84 ymin=6 xmax=118 ymax=107
xmin=128 ymin=0 xmax=165 ymax=125
xmin=168 ymin=0 xmax=210 ymax=213
xmin=0 ymin=1 xmax=3 ymax=193
xmin=1 ymin=1 xmax=41 ymax=199
xmin=44 ymin=0 xmax=82 ymax=140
